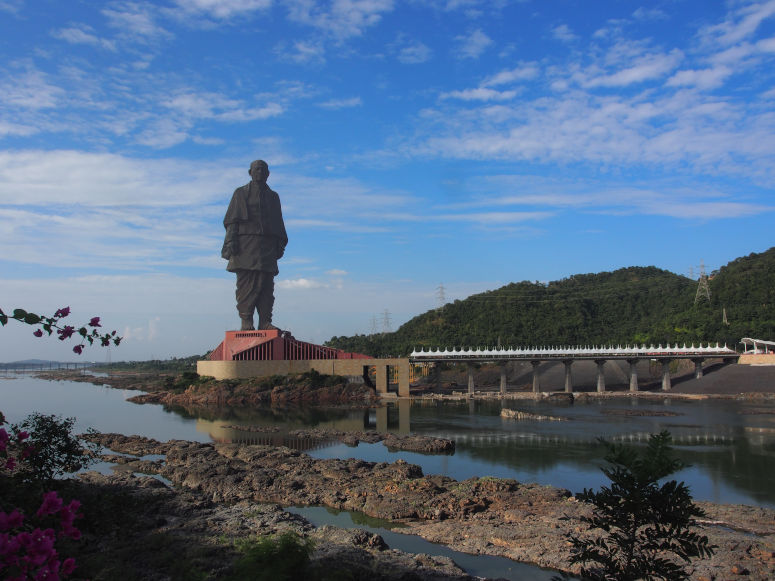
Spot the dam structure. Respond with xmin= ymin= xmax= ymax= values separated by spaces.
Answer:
xmin=409 ymin=343 xmax=739 ymax=394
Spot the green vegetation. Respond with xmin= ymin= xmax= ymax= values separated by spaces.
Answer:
xmin=565 ymin=431 xmax=715 ymax=581
xmin=10 ymin=412 xmax=100 ymax=484
xmin=326 ymin=247 xmax=775 ymax=356
xmin=228 ymin=531 xmax=315 ymax=581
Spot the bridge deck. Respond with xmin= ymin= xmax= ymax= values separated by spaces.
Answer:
xmin=410 ymin=343 xmax=737 ymax=362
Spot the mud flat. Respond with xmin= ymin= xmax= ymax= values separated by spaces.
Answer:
xmin=84 ymin=432 xmax=775 ymax=580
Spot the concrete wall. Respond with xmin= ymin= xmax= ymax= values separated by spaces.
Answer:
xmin=739 ymin=353 xmax=775 ymax=365
xmin=197 ymin=358 xmax=410 ymax=396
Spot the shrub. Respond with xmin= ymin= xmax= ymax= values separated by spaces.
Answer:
xmin=11 ymin=413 xmax=100 ymax=484
xmin=229 ymin=531 xmax=314 ymax=581
xmin=565 ymin=431 xmax=715 ymax=581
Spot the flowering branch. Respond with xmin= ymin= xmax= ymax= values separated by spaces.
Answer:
xmin=0 ymin=307 xmax=122 ymax=355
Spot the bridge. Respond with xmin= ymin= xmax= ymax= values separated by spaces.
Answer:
xmin=409 ymin=343 xmax=738 ymax=394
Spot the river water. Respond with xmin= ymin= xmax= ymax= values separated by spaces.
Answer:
xmin=2 ymin=374 xmax=774 ymax=579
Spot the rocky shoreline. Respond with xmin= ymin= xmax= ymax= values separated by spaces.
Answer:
xmin=83 ymin=432 xmax=775 ymax=581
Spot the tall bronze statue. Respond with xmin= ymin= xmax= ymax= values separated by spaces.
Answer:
xmin=222 ymin=160 xmax=288 ymax=331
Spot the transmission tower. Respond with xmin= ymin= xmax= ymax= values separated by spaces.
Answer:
xmin=694 ymin=260 xmax=711 ymax=304
xmin=436 ymin=283 xmax=446 ymax=308
xmin=382 ymin=309 xmax=392 ymax=334
xmin=369 ymin=315 xmax=379 ymax=335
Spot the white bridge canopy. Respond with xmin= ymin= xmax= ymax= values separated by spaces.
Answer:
xmin=740 ymin=338 xmax=775 ymax=354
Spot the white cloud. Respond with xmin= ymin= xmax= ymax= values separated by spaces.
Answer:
xmin=398 ymin=41 xmax=432 ymax=64
xmin=317 ymin=96 xmax=363 ymax=109
xmin=326 ymin=269 xmax=348 ymax=276
xmin=278 ymin=277 xmax=328 ymax=289
xmin=700 ymin=0 xmax=775 ymax=47
xmin=632 ymin=7 xmax=667 ymax=21
xmin=455 ymin=28 xmax=492 ymax=58
xmin=285 ymin=0 xmax=395 ymax=41
xmin=581 ymin=49 xmax=683 ymax=88
xmin=102 ymin=2 xmax=172 ymax=43
xmin=552 ymin=24 xmax=577 ymax=43
xmin=173 ymin=0 xmax=272 ymax=19
xmin=276 ymin=40 xmax=326 ymax=64
xmin=667 ymin=66 xmax=733 ymax=90
xmin=440 ymin=87 xmax=517 ymax=101
xmin=0 ymin=69 xmax=65 ymax=109
xmin=482 ymin=64 xmax=540 ymax=87
xmin=51 ymin=25 xmax=117 ymax=50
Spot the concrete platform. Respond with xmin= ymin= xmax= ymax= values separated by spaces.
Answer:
xmin=197 ymin=357 xmax=410 ymax=396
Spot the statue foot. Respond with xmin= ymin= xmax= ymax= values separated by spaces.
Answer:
xmin=258 ymin=322 xmax=280 ymax=331
xmin=240 ymin=318 xmax=255 ymax=331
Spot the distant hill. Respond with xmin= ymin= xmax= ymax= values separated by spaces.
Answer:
xmin=325 ymin=247 xmax=775 ymax=357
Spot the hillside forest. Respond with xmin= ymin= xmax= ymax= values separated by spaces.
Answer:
xmin=325 ymin=247 xmax=775 ymax=358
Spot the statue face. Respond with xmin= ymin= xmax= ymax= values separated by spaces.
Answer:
xmin=249 ymin=161 xmax=269 ymax=183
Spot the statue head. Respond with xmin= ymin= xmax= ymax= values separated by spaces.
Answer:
xmin=249 ymin=160 xmax=270 ymax=184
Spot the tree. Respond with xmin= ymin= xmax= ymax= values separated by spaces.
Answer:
xmin=566 ymin=431 xmax=715 ymax=581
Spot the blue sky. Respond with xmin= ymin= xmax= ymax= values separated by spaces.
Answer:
xmin=1 ymin=0 xmax=774 ymax=361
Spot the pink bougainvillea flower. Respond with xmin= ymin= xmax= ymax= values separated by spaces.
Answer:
xmin=33 ymin=329 xmax=43 ymax=337
xmin=0 ymin=509 xmax=25 ymax=531
xmin=61 ymin=557 xmax=76 ymax=575
xmin=88 ymin=317 xmax=101 ymax=327
xmin=54 ymin=307 xmax=70 ymax=318
xmin=57 ymin=326 xmax=75 ymax=340
xmin=36 ymin=492 xmax=63 ymax=518
xmin=72 ymin=345 xmax=83 ymax=355
xmin=5 ymin=457 xmax=16 ymax=471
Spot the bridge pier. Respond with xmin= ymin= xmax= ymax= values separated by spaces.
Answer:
xmin=467 ymin=363 xmax=475 ymax=396
xmin=627 ymin=359 xmax=639 ymax=392
xmin=595 ymin=360 xmax=606 ymax=392
xmin=563 ymin=360 xmax=573 ymax=393
xmin=661 ymin=360 xmax=672 ymax=391
xmin=499 ymin=362 xmax=507 ymax=396
xmin=693 ymin=358 xmax=704 ymax=379
xmin=531 ymin=360 xmax=541 ymax=393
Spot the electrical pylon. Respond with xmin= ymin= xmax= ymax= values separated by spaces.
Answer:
xmin=694 ymin=260 xmax=711 ymax=304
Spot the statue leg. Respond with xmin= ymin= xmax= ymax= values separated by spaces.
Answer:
xmin=235 ymin=270 xmax=261 ymax=330
xmin=257 ymin=272 xmax=278 ymax=330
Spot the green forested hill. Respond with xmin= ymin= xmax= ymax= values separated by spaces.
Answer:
xmin=326 ymin=247 xmax=775 ymax=357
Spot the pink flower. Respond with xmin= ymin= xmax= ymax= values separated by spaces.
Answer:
xmin=36 ymin=492 xmax=63 ymax=518
xmin=33 ymin=329 xmax=43 ymax=337
xmin=57 ymin=326 xmax=75 ymax=340
xmin=61 ymin=557 xmax=76 ymax=575
xmin=88 ymin=317 xmax=101 ymax=327
xmin=72 ymin=345 xmax=83 ymax=355
xmin=54 ymin=307 xmax=70 ymax=318
xmin=16 ymin=431 xmax=29 ymax=442
xmin=5 ymin=457 xmax=16 ymax=471
xmin=0 ymin=509 xmax=25 ymax=531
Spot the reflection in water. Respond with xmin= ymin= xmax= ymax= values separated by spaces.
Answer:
xmin=2 ymin=375 xmax=774 ymax=508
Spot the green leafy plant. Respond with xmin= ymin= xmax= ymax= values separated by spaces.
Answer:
xmin=565 ymin=431 xmax=715 ymax=580
xmin=0 ymin=306 xmax=121 ymax=354
xmin=229 ymin=531 xmax=314 ymax=581
xmin=11 ymin=413 xmax=100 ymax=484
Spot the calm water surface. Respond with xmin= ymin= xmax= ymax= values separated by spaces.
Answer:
xmin=2 ymin=374 xmax=774 ymax=509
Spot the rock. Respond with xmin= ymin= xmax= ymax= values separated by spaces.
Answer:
xmin=500 ymin=409 xmax=569 ymax=421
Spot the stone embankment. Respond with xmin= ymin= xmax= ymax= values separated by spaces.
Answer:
xmin=84 ymin=432 xmax=775 ymax=580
